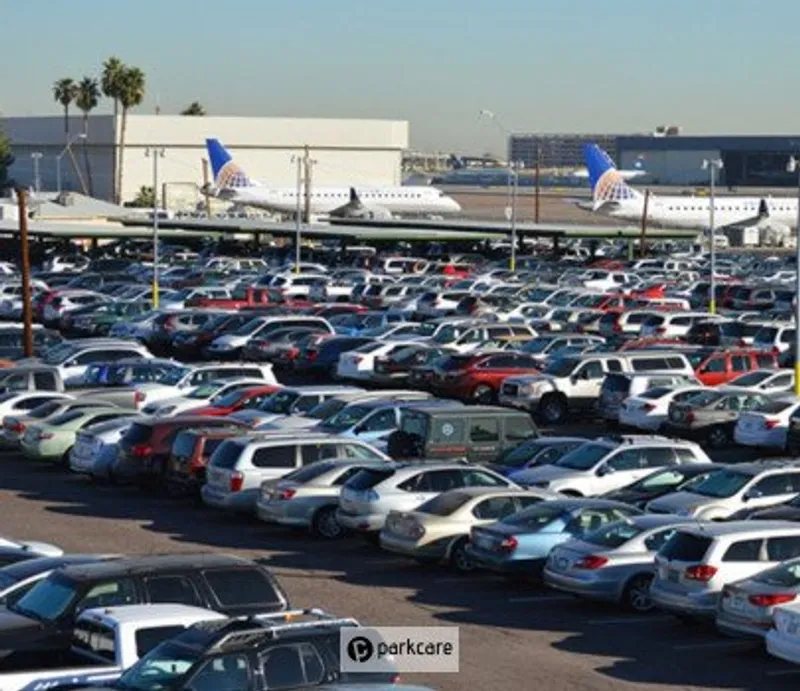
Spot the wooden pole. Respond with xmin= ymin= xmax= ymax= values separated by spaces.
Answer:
xmin=639 ymin=189 xmax=650 ymax=258
xmin=201 ymin=158 xmax=212 ymax=217
xmin=17 ymin=190 xmax=33 ymax=358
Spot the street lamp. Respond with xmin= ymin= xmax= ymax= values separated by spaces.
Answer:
xmin=787 ymin=155 xmax=800 ymax=395
xmin=701 ymin=158 xmax=723 ymax=314
xmin=56 ymin=133 xmax=86 ymax=194
xmin=480 ymin=109 xmax=518 ymax=270
xmin=145 ymin=147 xmax=166 ymax=309
xmin=30 ymin=153 xmax=42 ymax=192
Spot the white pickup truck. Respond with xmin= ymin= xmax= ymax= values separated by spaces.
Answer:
xmin=1 ymin=604 xmax=224 ymax=691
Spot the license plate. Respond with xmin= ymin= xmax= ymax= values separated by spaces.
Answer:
xmin=473 ymin=535 xmax=492 ymax=550
xmin=789 ymin=620 xmax=799 ymax=636
xmin=730 ymin=596 xmax=746 ymax=612
xmin=555 ymin=557 xmax=568 ymax=571
xmin=667 ymin=569 xmax=680 ymax=583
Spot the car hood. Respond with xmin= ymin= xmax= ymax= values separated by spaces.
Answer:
xmin=647 ymin=490 xmax=714 ymax=512
xmin=511 ymin=465 xmax=578 ymax=485
xmin=0 ymin=608 xmax=50 ymax=649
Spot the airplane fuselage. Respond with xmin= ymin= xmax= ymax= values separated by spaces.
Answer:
xmin=217 ymin=185 xmax=461 ymax=216
xmin=601 ymin=195 xmax=798 ymax=229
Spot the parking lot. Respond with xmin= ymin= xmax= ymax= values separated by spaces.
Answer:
xmin=1 ymin=448 xmax=797 ymax=691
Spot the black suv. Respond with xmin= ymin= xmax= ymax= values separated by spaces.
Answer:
xmin=0 ymin=553 xmax=288 ymax=668
xmin=91 ymin=609 xmax=396 ymax=691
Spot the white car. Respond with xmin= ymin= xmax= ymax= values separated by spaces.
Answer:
xmin=0 ymin=391 xmax=72 ymax=424
xmin=158 ymin=287 xmax=231 ymax=310
xmin=336 ymin=340 xmax=421 ymax=381
xmin=767 ymin=601 xmax=800 ymax=665
xmin=639 ymin=312 xmax=720 ymax=339
xmin=69 ymin=416 xmax=140 ymax=475
xmin=647 ymin=461 xmax=800 ymax=520
xmin=140 ymin=377 xmax=270 ymax=416
xmin=734 ymin=395 xmax=800 ymax=451
xmin=42 ymin=290 xmax=109 ymax=324
xmin=512 ymin=436 xmax=710 ymax=497
xmin=0 ymin=535 xmax=62 ymax=557
xmin=618 ymin=385 xmax=708 ymax=431
xmin=40 ymin=341 xmax=153 ymax=384
xmin=724 ymin=369 xmax=795 ymax=395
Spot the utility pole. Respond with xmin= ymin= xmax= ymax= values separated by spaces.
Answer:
xmin=639 ymin=189 xmax=650 ymax=258
xmin=201 ymin=158 xmax=212 ymax=217
xmin=30 ymin=153 xmax=42 ymax=193
xmin=16 ymin=189 xmax=33 ymax=358
xmin=534 ymin=143 xmax=541 ymax=223
xmin=510 ymin=160 xmax=519 ymax=272
xmin=303 ymin=145 xmax=313 ymax=225
xmin=145 ymin=147 xmax=165 ymax=308
xmin=294 ymin=154 xmax=303 ymax=274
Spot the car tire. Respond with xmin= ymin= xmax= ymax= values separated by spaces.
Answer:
xmin=622 ymin=574 xmax=654 ymax=613
xmin=449 ymin=537 xmax=474 ymax=573
xmin=59 ymin=449 xmax=72 ymax=469
xmin=311 ymin=506 xmax=345 ymax=540
xmin=707 ymin=425 xmax=730 ymax=450
xmin=540 ymin=393 xmax=567 ymax=425
xmin=471 ymin=384 xmax=495 ymax=405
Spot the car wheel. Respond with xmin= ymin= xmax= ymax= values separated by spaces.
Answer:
xmin=622 ymin=574 xmax=654 ymax=613
xmin=471 ymin=384 xmax=495 ymax=404
xmin=311 ymin=507 xmax=345 ymax=540
xmin=540 ymin=394 xmax=567 ymax=425
xmin=59 ymin=449 xmax=72 ymax=469
xmin=449 ymin=538 xmax=474 ymax=573
xmin=707 ymin=425 xmax=730 ymax=449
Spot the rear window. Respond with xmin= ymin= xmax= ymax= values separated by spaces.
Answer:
xmin=659 ymin=532 xmax=712 ymax=561
xmin=123 ymin=422 xmax=152 ymax=445
xmin=602 ymin=374 xmax=630 ymax=393
xmin=345 ymin=467 xmax=396 ymax=490
xmin=171 ymin=431 xmax=198 ymax=459
xmin=135 ymin=626 xmax=187 ymax=659
xmin=203 ymin=567 xmax=283 ymax=608
xmin=585 ymin=521 xmax=644 ymax=548
xmin=639 ymin=386 xmax=672 ymax=400
xmin=282 ymin=461 xmax=337 ymax=484
xmin=503 ymin=504 xmax=565 ymax=529
xmin=417 ymin=491 xmax=472 ymax=516
xmin=757 ymin=399 xmax=797 ymax=414
xmin=72 ymin=620 xmax=116 ymax=663
xmin=210 ymin=440 xmax=246 ymax=469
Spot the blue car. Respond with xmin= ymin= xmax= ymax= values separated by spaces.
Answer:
xmin=466 ymin=498 xmax=642 ymax=578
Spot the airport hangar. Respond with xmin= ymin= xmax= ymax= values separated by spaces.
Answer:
xmin=3 ymin=115 xmax=409 ymax=206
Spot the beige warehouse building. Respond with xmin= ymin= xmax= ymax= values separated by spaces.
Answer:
xmin=3 ymin=115 xmax=409 ymax=207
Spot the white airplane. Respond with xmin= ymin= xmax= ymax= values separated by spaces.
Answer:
xmin=205 ymin=139 xmax=461 ymax=219
xmin=581 ymin=143 xmax=798 ymax=230
xmin=570 ymin=166 xmax=646 ymax=182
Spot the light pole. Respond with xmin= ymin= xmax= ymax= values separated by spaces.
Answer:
xmin=480 ymin=109 xmax=519 ymax=270
xmin=30 ymin=153 xmax=42 ymax=192
xmin=55 ymin=133 xmax=86 ymax=194
xmin=701 ymin=158 xmax=723 ymax=314
xmin=788 ymin=156 xmax=800 ymax=395
xmin=145 ymin=147 xmax=166 ymax=309
xmin=291 ymin=154 xmax=303 ymax=274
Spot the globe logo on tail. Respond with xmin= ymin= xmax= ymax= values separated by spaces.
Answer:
xmin=215 ymin=161 xmax=251 ymax=189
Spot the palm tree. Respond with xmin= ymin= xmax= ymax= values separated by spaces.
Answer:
xmin=180 ymin=101 xmax=206 ymax=116
xmin=52 ymin=78 xmax=77 ymax=139
xmin=75 ymin=77 xmax=100 ymax=195
xmin=101 ymin=57 xmax=125 ymax=201
xmin=116 ymin=66 xmax=146 ymax=203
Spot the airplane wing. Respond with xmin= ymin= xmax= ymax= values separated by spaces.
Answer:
xmin=717 ymin=199 xmax=769 ymax=230
xmin=328 ymin=188 xmax=392 ymax=220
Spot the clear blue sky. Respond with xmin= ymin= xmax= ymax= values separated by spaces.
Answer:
xmin=3 ymin=0 xmax=798 ymax=154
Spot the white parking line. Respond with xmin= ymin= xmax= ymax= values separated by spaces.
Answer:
xmin=589 ymin=616 xmax=673 ymax=625
xmin=672 ymin=640 xmax=754 ymax=651
xmin=507 ymin=595 xmax=574 ymax=603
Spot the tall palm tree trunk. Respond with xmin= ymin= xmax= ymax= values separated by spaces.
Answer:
xmin=82 ymin=115 xmax=94 ymax=196
xmin=113 ymin=98 xmax=120 ymax=203
xmin=117 ymin=107 xmax=128 ymax=203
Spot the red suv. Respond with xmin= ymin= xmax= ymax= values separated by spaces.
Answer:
xmin=166 ymin=427 xmax=246 ymax=497
xmin=186 ymin=384 xmax=281 ymax=417
xmin=693 ymin=348 xmax=779 ymax=386
xmin=432 ymin=352 xmax=542 ymax=403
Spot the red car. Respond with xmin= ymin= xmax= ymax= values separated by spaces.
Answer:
xmin=186 ymin=384 xmax=281 ymax=417
xmin=431 ymin=352 xmax=542 ymax=403
xmin=185 ymin=287 xmax=273 ymax=310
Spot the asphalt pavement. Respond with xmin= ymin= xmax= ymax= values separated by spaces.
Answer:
xmin=0 ymin=447 xmax=797 ymax=691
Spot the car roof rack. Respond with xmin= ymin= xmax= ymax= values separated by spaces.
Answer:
xmin=207 ymin=608 xmax=359 ymax=653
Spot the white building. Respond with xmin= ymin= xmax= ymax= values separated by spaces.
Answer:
xmin=3 ymin=115 xmax=409 ymax=207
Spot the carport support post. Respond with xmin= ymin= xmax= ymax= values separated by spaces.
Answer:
xmin=16 ymin=189 xmax=33 ymax=358
xmin=627 ymin=239 xmax=634 ymax=261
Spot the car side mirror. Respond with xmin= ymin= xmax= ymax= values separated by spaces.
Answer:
xmin=743 ymin=489 xmax=761 ymax=502
xmin=597 ymin=464 xmax=615 ymax=477
xmin=353 ymin=424 xmax=365 ymax=434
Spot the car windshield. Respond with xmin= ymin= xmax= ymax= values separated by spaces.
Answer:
xmin=255 ymin=390 xmax=298 ymax=414
xmin=232 ymin=318 xmax=264 ymax=336
xmin=10 ymin=575 xmax=77 ymax=622
xmin=502 ymin=504 xmax=565 ymax=530
xmin=211 ymin=389 xmax=248 ymax=408
xmin=542 ymin=357 xmax=579 ymax=377
xmin=305 ymin=399 xmax=347 ymax=421
xmin=729 ymin=371 xmax=772 ymax=387
xmin=584 ymin=521 xmax=644 ymax=548
xmin=320 ymin=404 xmax=371 ymax=432
xmin=186 ymin=383 xmax=223 ymax=400
xmin=417 ymin=491 xmax=472 ymax=516
xmin=628 ymin=468 xmax=692 ymax=492
xmin=116 ymin=641 xmax=200 ymax=691
xmin=432 ymin=325 xmax=465 ymax=344
xmin=689 ymin=469 xmax=751 ymax=498
xmin=521 ymin=338 xmax=557 ymax=354
xmin=159 ymin=367 xmax=190 ymax=386
xmin=555 ymin=443 xmax=609 ymax=471
xmin=42 ymin=345 xmax=78 ymax=365
xmin=684 ymin=390 xmax=724 ymax=407
xmin=497 ymin=441 xmax=547 ymax=468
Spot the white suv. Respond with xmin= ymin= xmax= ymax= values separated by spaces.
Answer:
xmin=511 ymin=436 xmax=710 ymax=496
xmin=336 ymin=462 xmax=516 ymax=536
xmin=646 ymin=461 xmax=800 ymax=520
xmin=650 ymin=521 xmax=800 ymax=620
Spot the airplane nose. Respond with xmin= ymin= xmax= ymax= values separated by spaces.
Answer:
xmin=448 ymin=198 xmax=462 ymax=213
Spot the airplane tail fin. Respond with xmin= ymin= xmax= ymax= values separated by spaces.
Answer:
xmin=582 ymin=143 xmax=642 ymax=210
xmin=205 ymin=138 xmax=253 ymax=189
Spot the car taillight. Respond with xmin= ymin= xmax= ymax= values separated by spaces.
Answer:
xmin=748 ymin=593 xmax=796 ymax=607
xmin=134 ymin=391 xmax=146 ymax=407
xmin=285 ymin=347 xmax=299 ymax=359
xmin=656 ymin=327 xmax=667 ymax=335
xmin=11 ymin=422 xmax=24 ymax=433
xmin=497 ymin=536 xmax=518 ymax=553
xmin=38 ymin=431 xmax=54 ymax=440
xmin=685 ymin=411 xmax=695 ymax=423
xmin=764 ymin=418 xmax=780 ymax=429
xmin=130 ymin=444 xmax=153 ymax=458
xmin=278 ymin=488 xmax=296 ymax=500
xmin=574 ymin=555 xmax=609 ymax=570
xmin=642 ymin=403 xmax=656 ymax=412
xmin=613 ymin=322 xmax=622 ymax=333
xmin=230 ymin=471 xmax=244 ymax=493
xmin=307 ymin=350 xmax=318 ymax=361
xmin=684 ymin=564 xmax=717 ymax=582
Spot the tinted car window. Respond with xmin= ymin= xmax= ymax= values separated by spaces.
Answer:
xmin=469 ymin=418 xmax=499 ymax=443
xmin=723 ymin=539 xmax=763 ymax=562
xmin=135 ymin=626 xmax=187 ymax=660
xmin=209 ymin=441 xmax=246 ymax=469
xmin=660 ymin=533 xmax=712 ymax=561
xmin=504 ymin=416 xmax=537 ymax=443
xmin=145 ymin=576 xmax=202 ymax=607
xmin=203 ymin=568 xmax=283 ymax=608
xmin=252 ymin=445 xmax=296 ymax=469
xmin=766 ymin=536 xmax=800 ymax=562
